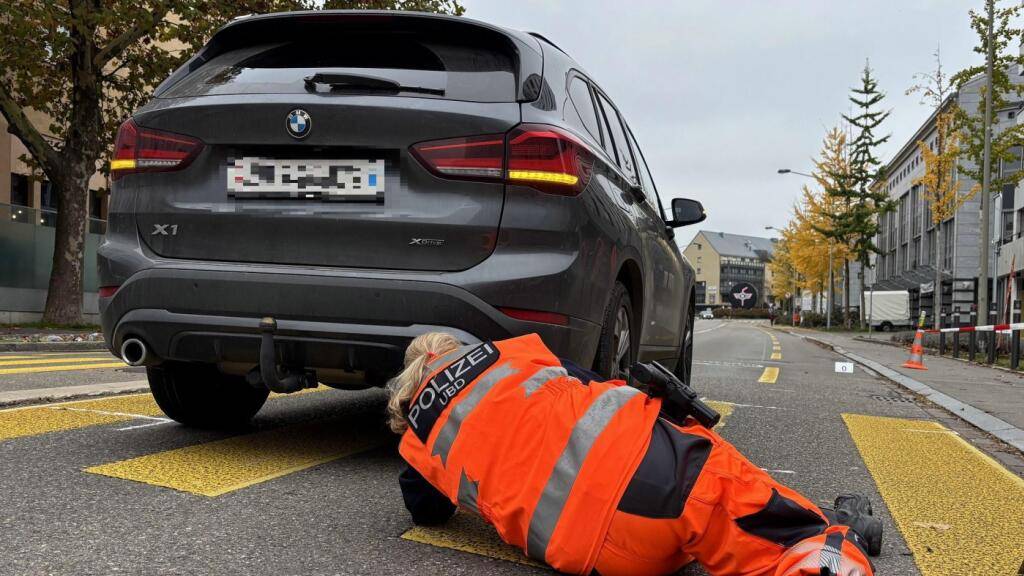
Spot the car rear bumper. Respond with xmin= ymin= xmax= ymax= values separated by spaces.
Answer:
xmin=100 ymin=267 xmax=599 ymax=376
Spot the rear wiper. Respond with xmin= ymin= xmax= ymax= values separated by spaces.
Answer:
xmin=303 ymin=73 xmax=444 ymax=96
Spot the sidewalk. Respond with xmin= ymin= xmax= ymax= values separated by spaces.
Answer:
xmin=779 ymin=327 xmax=1024 ymax=453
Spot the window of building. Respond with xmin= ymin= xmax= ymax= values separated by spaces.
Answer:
xmin=10 ymin=174 xmax=30 ymax=207
xmin=566 ymin=76 xmax=602 ymax=143
xmin=696 ymin=267 xmax=701 ymax=275
xmin=40 ymin=181 xmax=58 ymax=212
xmin=89 ymin=190 xmax=104 ymax=220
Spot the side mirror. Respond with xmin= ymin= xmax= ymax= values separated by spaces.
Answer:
xmin=668 ymin=198 xmax=706 ymax=227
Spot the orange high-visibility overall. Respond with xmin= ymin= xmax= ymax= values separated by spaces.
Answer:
xmin=399 ymin=334 xmax=873 ymax=576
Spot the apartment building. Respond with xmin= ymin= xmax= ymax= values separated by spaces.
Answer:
xmin=683 ymin=231 xmax=775 ymax=307
xmin=871 ymin=65 xmax=1024 ymax=324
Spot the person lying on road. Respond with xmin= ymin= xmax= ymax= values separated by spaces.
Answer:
xmin=389 ymin=332 xmax=880 ymax=576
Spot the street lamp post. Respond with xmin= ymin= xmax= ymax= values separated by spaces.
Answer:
xmin=778 ymin=168 xmax=832 ymax=329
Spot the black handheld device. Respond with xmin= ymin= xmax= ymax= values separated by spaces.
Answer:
xmin=629 ymin=361 xmax=721 ymax=429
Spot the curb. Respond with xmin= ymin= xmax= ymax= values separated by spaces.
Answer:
xmin=0 ymin=380 xmax=149 ymax=408
xmin=800 ymin=334 xmax=1024 ymax=453
xmin=0 ymin=340 xmax=108 ymax=352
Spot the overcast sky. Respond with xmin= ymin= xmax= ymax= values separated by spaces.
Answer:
xmin=462 ymin=0 xmax=990 ymax=248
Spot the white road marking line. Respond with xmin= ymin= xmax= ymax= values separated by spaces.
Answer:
xmin=695 ymin=323 xmax=725 ymax=335
xmin=115 ymin=420 xmax=175 ymax=431
xmin=707 ymin=399 xmax=789 ymax=410
xmin=59 ymin=406 xmax=171 ymax=422
xmin=762 ymin=468 xmax=797 ymax=475
xmin=695 ymin=360 xmax=765 ymax=368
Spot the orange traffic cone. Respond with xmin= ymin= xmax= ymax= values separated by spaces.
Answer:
xmin=903 ymin=311 xmax=928 ymax=370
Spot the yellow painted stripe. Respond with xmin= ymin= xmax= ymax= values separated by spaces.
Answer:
xmin=757 ymin=367 xmax=779 ymax=384
xmin=0 ymin=362 xmax=126 ymax=375
xmin=0 ymin=394 xmax=164 ymax=442
xmin=0 ymin=387 xmax=330 ymax=443
xmin=0 ymin=356 xmax=119 ymax=367
xmin=770 ymin=352 xmax=782 ymax=360
xmin=85 ymin=419 xmax=383 ymax=496
xmin=843 ymin=414 xmax=1024 ymax=576
xmin=705 ymin=400 xmax=735 ymax=428
xmin=404 ymin=400 xmax=737 ymax=563
xmin=403 ymin=513 xmax=544 ymax=567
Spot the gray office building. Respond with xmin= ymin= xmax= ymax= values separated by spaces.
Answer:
xmin=870 ymin=62 xmax=1024 ymax=324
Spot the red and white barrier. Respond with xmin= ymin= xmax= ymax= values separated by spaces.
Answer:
xmin=924 ymin=323 xmax=1023 ymax=335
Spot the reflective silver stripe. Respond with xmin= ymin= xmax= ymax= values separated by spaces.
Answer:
xmin=431 ymin=362 xmax=519 ymax=465
xmin=426 ymin=344 xmax=475 ymax=374
xmin=457 ymin=469 xmax=480 ymax=514
xmin=526 ymin=386 xmax=641 ymax=562
xmin=521 ymin=366 xmax=568 ymax=398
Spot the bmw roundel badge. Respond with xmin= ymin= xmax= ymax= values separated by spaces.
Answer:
xmin=286 ymin=109 xmax=311 ymax=139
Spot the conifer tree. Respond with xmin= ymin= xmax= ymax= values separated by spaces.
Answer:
xmin=841 ymin=62 xmax=892 ymax=329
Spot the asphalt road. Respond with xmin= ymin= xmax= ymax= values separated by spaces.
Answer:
xmin=0 ymin=321 xmax=1021 ymax=575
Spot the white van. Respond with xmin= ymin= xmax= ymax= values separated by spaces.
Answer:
xmin=865 ymin=291 xmax=911 ymax=331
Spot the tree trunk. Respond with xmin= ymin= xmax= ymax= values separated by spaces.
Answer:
xmin=843 ymin=259 xmax=852 ymax=329
xmin=40 ymin=0 xmax=103 ymax=325
xmin=935 ymin=224 xmax=943 ymax=331
xmin=41 ymin=171 xmax=90 ymax=324
xmin=859 ymin=257 xmax=867 ymax=330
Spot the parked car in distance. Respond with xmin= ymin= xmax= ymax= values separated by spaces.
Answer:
xmin=699 ymin=309 xmax=715 ymax=320
xmin=98 ymin=10 xmax=706 ymax=427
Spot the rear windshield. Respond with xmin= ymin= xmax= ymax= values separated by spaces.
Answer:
xmin=161 ymin=35 xmax=517 ymax=102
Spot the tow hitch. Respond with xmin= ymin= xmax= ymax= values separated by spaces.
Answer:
xmin=252 ymin=317 xmax=318 ymax=393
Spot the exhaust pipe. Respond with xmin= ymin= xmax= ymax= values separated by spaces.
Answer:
xmin=121 ymin=338 xmax=156 ymax=367
xmin=258 ymin=317 xmax=316 ymax=393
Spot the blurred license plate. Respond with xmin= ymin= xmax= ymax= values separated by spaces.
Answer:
xmin=227 ymin=157 xmax=384 ymax=201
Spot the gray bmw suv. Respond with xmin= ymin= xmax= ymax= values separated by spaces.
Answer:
xmin=98 ymin=10 xmax=706 ymax=427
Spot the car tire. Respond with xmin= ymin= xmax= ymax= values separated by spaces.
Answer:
xmin=147 ymin=362 xmax=269 ymax=428
xmin=880 ymin=322 xmax=893 ymax=332
xmin=593 ymin=281 xmax=635 ymax=380
xmin=674 ymin=302 xmax=695 ymax=385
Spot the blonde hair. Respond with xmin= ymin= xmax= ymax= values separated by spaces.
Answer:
xmin=387 ymin=332 xmax=461 ymax=434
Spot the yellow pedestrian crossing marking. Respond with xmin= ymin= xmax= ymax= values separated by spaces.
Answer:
xmin=0 ymin=387 xmax=329 ymax=443
xmin=770 ymin=351 xmax=782 ymax=360
xmin=0 ymin=394 xmax=165 ymax=442
xmin=403 ymin=513 xmax=543 ymax=567
xmin=843 ymin=414 xmax=1024 ymax=576
xmin=0 ymin=362 xmax=126 ymax=375
xmin=402 ymin=400 xmax=737 ymax=564
xmin=85 ymin=419 xmax=384 ymax=497
xmin=758 ymin=367 xmax=779 ymax=384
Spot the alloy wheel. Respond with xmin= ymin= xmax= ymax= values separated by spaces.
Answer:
xmin=611 ymin=305 xmax=631 ymax=380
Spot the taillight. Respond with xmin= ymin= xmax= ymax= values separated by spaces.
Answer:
xmin=506 ymin=125 xmax=593 ymax=196
xmin=410 ymin=124 xmax=594 ymax=196
xmin=110 ymin=119 xmax=203 ymax=181
xmin=411 ymin=134 xmax=505 ymax=181
xmin=98 ymin=285 xmax=119 ymax=298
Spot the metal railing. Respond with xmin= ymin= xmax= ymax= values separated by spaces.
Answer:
xmin=2 ymin=202 xmax=106 ymax=235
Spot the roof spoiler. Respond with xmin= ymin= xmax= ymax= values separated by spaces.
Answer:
xmin=152 ymin=10 xmax=544 ymax=103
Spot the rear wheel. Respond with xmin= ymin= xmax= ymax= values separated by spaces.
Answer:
xmin=147 ymin=362 xmax=269 ymax=428
xmin=593 ymin=282 xmax=635 ymax=380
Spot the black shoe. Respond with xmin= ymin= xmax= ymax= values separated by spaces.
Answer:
xmin=834 ymin=493 xmax=883 ymax=557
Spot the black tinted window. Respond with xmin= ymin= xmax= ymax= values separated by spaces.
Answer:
xmin=163 ymin=36 xmax=516 ymax=102
xmin=567 ymin=77 xmax=601 ymax=142
xmin=596 ymin=95 xmax=637 ymax=183
xmin=627 ymin=129 xmax=662 ymax=213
